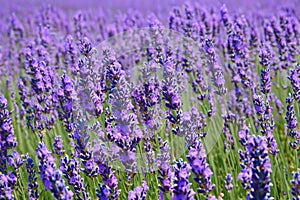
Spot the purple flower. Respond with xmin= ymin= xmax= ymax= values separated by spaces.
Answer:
xmin=225 ymin=174 xmax=233 ymax=191
xmin=36 ymin=142 xmax=73 ymax=199
xmin=187 ymin=140 xmax=215 ymax=195
xmin=128 ymin=180 xmax=149 ymax=200
xmin=288 ymin=64 xmax=300 ymax=102
xmin=157 ymin=140 xmax=173 ymax=194
xmin=79 ymin=37 xmax=92 ymax=56
xmin=290 ymin=170 xmax=300 ymax=200
xmin=57 ymin=73 xmax=75 ymax=132
xmin=285 ymin=94 xmax=300 ymax=149
xmin=96 ymin=184 xmax=110 ymax=200
xmin=73 ymin=119 xmax=99 ymax=178
xmin=36 ymin=142 xmax=55 ymax=190
xmin=238 ymin=135 xmax=273 ymax=200
xmin=238 ymin=124 xmax=250 ymax=147
xmin=0 ymin=95 xmax=18 ymax=173
xmin=26 ymin=157 xmax=39 ymax=200
xmin=0 ymin=173 xmax=13 ymax=200
xmin=51 ymin=170 xmax=74 ymax=200
xmin=53 ymin=136 xmax=65 ymax=156
xmin=60 ymin=155 xmax=89 ymax=199
xmin=172 ymin=159 xmax=195 ymax=200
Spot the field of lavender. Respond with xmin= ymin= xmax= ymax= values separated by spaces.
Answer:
xmin=0 ymin=1 xmax=299 ymax=200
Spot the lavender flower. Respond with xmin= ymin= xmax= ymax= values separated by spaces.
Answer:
xmin=36 ymin=142 xmax=73 ymax=199
xmin=288 ymin=64 xmax=300 ymax=102
xmin=0 ymin=95 xmax=17 ymax=173
xmin=57 ymin=73 xmax=75 ymax=132
xmin=162 ymin=59 xmax=182 ymax=135
xmin=290 ymin=170 xmax=300 ymax=200
xmin=238 ymin=135 xmax=273 ymax=200
xmin=73 ymin=119 xmax=99 ymax=178
xmin=172 ymin=159 xmax=195 ymax=200
xmin=259 ymin=46 xmax=272 ymax=94
xmin=128 ymin=180 xmax=149 ymax=200
xmin=96 ymin=184 xmax=110 ymax=200
xmin=187 ymin=140 xmax=215 ymax=195
xmin=0 ymin=172 xmax=14 ymax=200
xmin=60 ymin=155 xmax=89 ymax=200
xmin=225 ymin=174 xmax=233 ymax=191
xmin=157 ymin=140 xmax=173 ymax=195
xmin=51 ymin=170 xmax=74 ymax=200
xmin=79 ymin=37 xmax=92 ymax=56
xmin=92 ymin=142 xmax=119 ymax=200
xmin=26 ymin=157 xmax=39 ymax=200
xmin=53 ymin=136 xmax=65 ymax=157
xmin=285 ymin=94 xmax=300 ymax=149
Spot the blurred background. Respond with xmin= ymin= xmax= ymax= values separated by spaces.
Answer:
xmin=1 ymin=0 xmax=299 ymax=15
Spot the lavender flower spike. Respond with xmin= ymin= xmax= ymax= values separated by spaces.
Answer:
xmin=240 ymin=135 xmax=273 ymax=200
xmin=225 ymin=174 xmax=233 ymax=191
xmin=128 ymin=180 xmax=149 ymax=200
xmin=172 ymin=159 xmax=195 ymax=200
xmin=290 ymin=170 xmax=300 ymax=200
xmin=26 ymin=157 xmax=39 ymax=200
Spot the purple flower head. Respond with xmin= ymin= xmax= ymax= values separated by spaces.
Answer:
xmin=172 ymin=159 xmax=195 ymax=200
xmin=79 ymin=37 xmax=92 ymax=56
xmin=285 ymin=94 xmax=300 ymax=148
xmin=290 ymin=170 xmax=300 ymax=200
xmin=238 ymin=124 xmax=250 ymax=147
xmin=73 ymin=119 xmax=99 ymax=178
xmin=260 ymin=68 xmax=271 ymax=94
xmin=51 ymin=170 xmax=74 ymax=200
xmin=26 ymin=157 xmax=39 ymax=200
xmin=187 ymin=140 xmax=214 ymax=194
xmin=225 ymin=174 xmax=233 ymax=191
xmin=60 ymin=155 xmax=89 ymax=199
xmin=128 ymin=180 xmax=149 ymax=200
xmin=0 ymin=95 xmax=18 ymax=173
xmin=288 ymin=64 xmax=300 ymax=102
xmin=0 ymin=173 xmax=13 ymax=200
xmin=96 ymin=184 xmax=110 ymax=200
xmin=157 ymin=140 xmax=173 ymax=194
xmin=53 ymin=136 xmax=65 ymax=156
xmin=57 ymin=73 xmax=75 ymax=132
xmin=239 ymin=135 xmax=273 ymax=200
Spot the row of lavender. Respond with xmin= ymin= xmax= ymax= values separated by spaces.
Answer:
xmin=0 ymin=2 xmax=299 ymax=200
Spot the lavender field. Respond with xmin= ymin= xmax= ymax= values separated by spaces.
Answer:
xmin=0 ymin=0 xmax=299 ymax=199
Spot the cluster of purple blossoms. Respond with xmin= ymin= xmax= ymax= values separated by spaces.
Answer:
xmin=252 ymin=93 xmax=279 ymax=155
xmin=0 ymin=95 xmax=17 ymax=173
xmin=128 ymin=181 xmax=149 ymax=200
xmin=73 ymin=119 xmax=99 ymax=178
xmin=157 ymin=140 xmax=173 ymax=196
xmin=36 ymin=142 xmax=73 ymax=199
xmin=224 ymin=174 xmax=233 ymax=191
xmin=290 ymin=170 xmax=300 ymax=200
xmin=132 ymin=64 xmax=161 ymax=130
xmin=187 ymin=140 xmax=215 ymax=196
xmin=238 ymin=135 xmax=273 ymax=200
xmin=259 ymin=46 xmax=272 ymax=95
xmin=57 ymin=73 xmax=75 ymax=132
xmin=92 ymin=142 xmax=120 ymax=200
xmin=162 ymin=59 xmax=183 ymax=135
xmin=288 ymin=64 xmax=300 ymax=102
xmin=0 ymin=95 xmax=22 ymax=199
xmin=26 ymin=157 xmax=39 ymax=200
xmin=172 ymin=159 xmax=195 ymax=200
xmin=0 ymin=1 xmax=300 ymax=200
xmin=60 ymin=155 xmax=89 ymax=200
xmin=285 ymin=94 xmax=300 ymax=148
xmin=53 ymin=136 xmax=65 ymax=157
